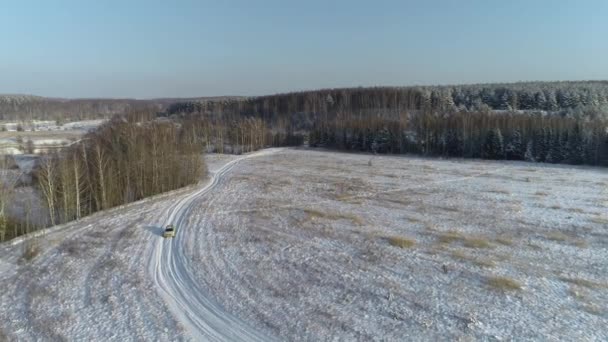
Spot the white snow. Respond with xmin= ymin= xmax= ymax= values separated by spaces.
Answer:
xmin=0 ymin=119 xmax=105 ymax=156
xmin=0 ymin=148 xmax=606 ymax=340
xmin=60 ymin=120 xmax=105 ymax=131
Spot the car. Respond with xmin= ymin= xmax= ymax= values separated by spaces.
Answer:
xmin=163 ymin=224 xmax=176 ymax=238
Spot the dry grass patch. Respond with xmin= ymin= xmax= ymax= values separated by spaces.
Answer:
xmin=527 ymin=242 xmax=543 ymax=251
xmin=450 ymin=250 xmax=496 ymax=267
xmin=568 ymin=287 xmax=586 ymax=300
xmin=474 ymin=259 xmax=497 ymax=268
xmin=437 ymin=231 xmax=464 ymax=244
xmin=571 ymin=239 xmax=588 ymax=248
xmin=546 ymin=231 xmax=570 ymax=242
xmin=495 ymin=237 xmax=514 ymax=246
xmin=303 ymin=209 xmax=365 ymax=226
xmin=387 ymin=236 xmax=416 ymax=249
xmin=435 ymin=205 xmax=460 ymax=213
xmin=590 ymin=217 xmax=608 ymax=225
xmin=425 ymin=222 xmax=437 ymax=231
xmin=21 ymin=241 xmax=41 ymax=262
xmin=404 ymin=215 xmax=421 ymax=223
xmin=438 ymin=231 xmax=493 ymax=249
xmin=451 ymin=249 xmax=468 ymax=260
xmin=0 ymin=327 xmax=8 ymax=341
xmin=378 ymin=196 xmax=413 ymax=206
xmin=508 ymin=203 xmax=523 ymax=213
xmin=559 ymin=277 xmax=605 ymax=289
xmin=487 ymin=276 xmax=522 ymax=291
xmin=463 ymin=237 xmax=493 ymax=249
xmin=582 ymin=304 xmax=604 ymax=316
xmin=334 ymin=194 xmax=363 ymax=204
xmin=486 ymin=189 xmax=511 ymax=195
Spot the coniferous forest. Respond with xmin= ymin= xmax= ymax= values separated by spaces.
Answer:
xmin=168 ymin=81 xmax=608 ymax=167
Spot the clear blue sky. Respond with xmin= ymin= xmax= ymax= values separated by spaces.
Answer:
xmin=1 ymin=0 xmax=607 ymax=98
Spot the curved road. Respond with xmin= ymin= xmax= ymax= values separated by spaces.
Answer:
xmin=147 ymin=150 xmax=278 ymax=341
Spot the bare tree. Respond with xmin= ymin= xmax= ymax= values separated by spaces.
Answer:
xmin=36 ymin=155 xmax=58 ymax=226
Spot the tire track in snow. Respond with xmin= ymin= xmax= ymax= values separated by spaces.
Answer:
xmin=147 ymin=149 xmax=281 ymax=341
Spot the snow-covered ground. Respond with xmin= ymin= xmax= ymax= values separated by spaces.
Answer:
xmin=0 ymin=149 xmax=606 ymax=340
xmin=0 ymin=120 xmax=105 ymax=155
xmin=1 ymin=119 xmax=105 ymax=133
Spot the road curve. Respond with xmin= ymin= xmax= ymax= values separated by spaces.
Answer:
xmin=147 ymin=150 xmax=279 ymax=341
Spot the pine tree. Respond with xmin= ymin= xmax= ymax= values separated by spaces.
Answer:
xmin=533 ymin=128 xmax=549 ymax=162
xmin=560 ymin=131 xmax=570 ymax=162
xmin=483 ymin=128 xmax=504 ymax=160
xmin=547 ymin=133 xmax=564 ymax=163
xmin=365 ymin=128 xmax=374 ymax=152
xmin=372 ymin=127 xmax=391 ymax=153
xmin=505 ymin=129 xmax=523 ymax=160
xmin=445 ymin=129 xmax=462 ymax=156
xmin=350 ymin=131 xmax=363 ymax=151
xmin=567 ymin=124 xmax=585 ymax=164
xmin=602 ymin=133 xmax=608 ymax=166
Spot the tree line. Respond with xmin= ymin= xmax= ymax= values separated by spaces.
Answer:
xmin=0 ymin=95 xmax=244 ymax=122
xmin=2 ymin=109 xmax=305 ymax=240
xmin=168 ymin=82 xmax=608 ymax=167
xmin=168 ymin=81 xmax=608 ymax=127
xmin=178 ymin=115 xmax=303 ymax=154
xmin=307 ymin=111 xmax=608 ymax=166
xmin=32 ymin=111 xmax=205 ymax=228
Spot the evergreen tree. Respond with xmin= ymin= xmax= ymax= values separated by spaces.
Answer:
xmin=505 ymin=129 xmax=523 ymax=160
xmin=483 ymin=128 xmax=504 ymax=160
xmin=364 ymin=128 xmax=374 ymax=152
xmin=560 ymin=131 xmax=570 ymax=162
xmin=602 ymin=133 xmax=608 ymax=166
xmin=372 ymin=127 xmax=391 ymax=153
xmin=350 ymin=131 xmax=363 ymax=151
xmin=533 ymin=128 xmax=549 ymax=162
xmin=524 ymin=141 xmax=535 ymax=162
xmin=585 ymin=128 xmax=604 ymax=165
xmin=567 ymin=124 xmax=585 ymax=164
xmin=445 ymin=129 xmax=463 ymax=156
xmin=547 ymin=133 xmax=565 ymax=163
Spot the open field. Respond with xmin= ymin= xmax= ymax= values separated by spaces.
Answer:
xmin=0 ymin=120 xmax=104 ymax=154
xmin=0 ymin=149 xmax=606 ymax=340
xmin=186 ymin=149 xmax=608 ymax=340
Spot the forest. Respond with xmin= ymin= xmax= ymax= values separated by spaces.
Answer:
xmin=0 ymin=95 xmax=241 ymax=121
xmin=1 ymin=110 xmax=204 ymax=240
xmin=3 ymin=81 xmax=608 ymax=240
xmin=0 ymin=109 xmax=303 ymax=241
xmin=308 ymin=111 xmax=608 ymax=166
xmin=168 ymin=81 xmax=608 ymax=167
xmin=167 ymin=81 xmax=608 ymax=121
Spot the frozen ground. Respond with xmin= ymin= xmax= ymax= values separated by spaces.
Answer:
xmin=0 ymin=148 xmax=606 ymax=340
xmin=0 ymin=119 xmax=105 ymax=154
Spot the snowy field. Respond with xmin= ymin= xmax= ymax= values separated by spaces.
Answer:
xmin=0 ymin=120 xmax=105 ymax=155
xmin=0 ymin=149 xmax=606 ymax=340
